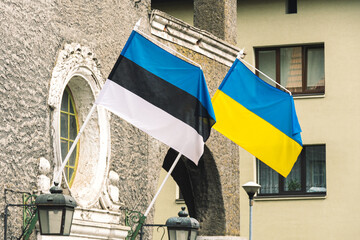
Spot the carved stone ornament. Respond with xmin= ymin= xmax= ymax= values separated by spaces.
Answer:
xmin=100 ymin=170 xmax=123 ymax=211
xmin=48 ymin=43 xmax=104 ymax=108
xmin=48 ymin=43 xmax=112 ymax=209
xmin=37 ymin=157 xmax=51 ymax=193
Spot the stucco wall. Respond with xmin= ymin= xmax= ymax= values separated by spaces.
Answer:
xmin=0 ymin=0 xmax=151 ymax=238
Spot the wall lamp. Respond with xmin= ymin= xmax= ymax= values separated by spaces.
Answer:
xmin=166 ymin=207 xmax=200 ymax=240
xmin=3 ymin=182 xmax=77 ymax=239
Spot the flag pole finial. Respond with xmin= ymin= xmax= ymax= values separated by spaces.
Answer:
xmin=134 ymin=18 xmax=142 ymax=31
xmin=237 ymin=48 xmax=246 ymax=59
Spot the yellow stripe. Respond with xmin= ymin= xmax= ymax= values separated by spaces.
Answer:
xmin=212 ymin=90 xmax=302 ymax=177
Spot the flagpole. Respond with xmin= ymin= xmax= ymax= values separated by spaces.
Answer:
xmin=237 ymin=51 xmax=292 ymax=95
xmin=130 ymin=152 xmax=182 ymax=240
xmin=54 ymin=104 xmax=97 ymax=183
xmin=144 ymin=152 xmax=182 ymax=216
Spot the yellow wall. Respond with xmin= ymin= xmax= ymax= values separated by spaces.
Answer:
xmin=153 ymin=169 xmax=186 ymax=240
xmin=237 ymin=0 xmax=360 ymax=239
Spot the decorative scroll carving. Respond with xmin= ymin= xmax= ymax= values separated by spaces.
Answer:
xmin=48 ymin=43 xmax=104 ymax=108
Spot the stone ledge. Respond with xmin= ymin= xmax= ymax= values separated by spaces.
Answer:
xmin=198 ymin=236 xmax=246 ymax=240
xmin=150 ymin=9 xmax=240 ymax=67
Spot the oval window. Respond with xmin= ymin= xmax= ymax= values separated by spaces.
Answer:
xmin=60 ymin=87 xmax=79 ymax=187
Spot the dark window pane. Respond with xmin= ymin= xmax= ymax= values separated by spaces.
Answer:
xmin=69 ymin=143 xmax=77 ymax=167
xmin=65 ymin=166 xmax=69 ymax=179
xmin=69 ymin=115 xmax=77 ymax=140
xmin=286 ymin=0 xmax=297 ymax=14
xmin=306 ymin=145 xmax=326 ymax=192
xmin=307 ymin=48 xmax=325 ymax=91
xmin=280 ymin=47 xmax=302 ymax=93
xmin=178 ymin=189 xmax=184 ymax=200
xmin=61 ymin=113 xmax=68 ymax=138
xmin=258 ymin=160 xmax=279 ymax=194
xmin=284 ymin=159 xmax=302 ymax=192
xmin=61 ymin=90 xmax=68 ymax=112
xmin=258 ymin=50 xmax=276 ymax=87
xmin=61 ymin=140 xmax=68 ymax=161
xmin=69 ymin=98 xmax=75 ymax=114
xmin=68 ymin=168 xmax=74 ymax=182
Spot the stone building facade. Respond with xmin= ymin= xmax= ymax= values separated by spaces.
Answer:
xmin=0 ymin=0 xmax=240 ymax=239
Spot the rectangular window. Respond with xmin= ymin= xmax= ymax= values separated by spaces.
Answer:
xmin=176 ymin=184 xmax=184 ymax=201
xmin=286 ymin=0 xmax=297 ymax=14
xmin=255 ymin=45 xmax=325 ymax=95
xmin=257 ymin=145 xmax=326 ymax=197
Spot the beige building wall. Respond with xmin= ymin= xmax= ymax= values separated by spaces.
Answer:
xmin=237 ymin=0 xmax=360 ymax=239
xmin=153 ymin=169 xmax=186 ymax=240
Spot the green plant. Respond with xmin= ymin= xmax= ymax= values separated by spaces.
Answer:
xmin=287 ymin=179 xmax=301 ymax=191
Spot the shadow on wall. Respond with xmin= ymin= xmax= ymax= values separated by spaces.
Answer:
xmin=162 ymin=146 xmax=226 ymax=235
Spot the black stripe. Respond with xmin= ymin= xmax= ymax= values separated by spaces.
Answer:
xmin=108 ymin=55 xmax=215 ymax=141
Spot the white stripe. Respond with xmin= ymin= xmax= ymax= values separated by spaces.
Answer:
xmin=95 ymin=80 xmax=204 ymax=164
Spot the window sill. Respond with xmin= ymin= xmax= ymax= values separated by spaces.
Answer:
xmin=255 ymin=194 xmax=326 ymax=201
xmin=175 ymin=199 xmax=185 ymax=204
xmin=293 ymin=94 xmax=325 ymax=99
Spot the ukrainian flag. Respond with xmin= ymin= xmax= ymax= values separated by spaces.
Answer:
xmin=212 ymin=59 xmax=302 ymax=177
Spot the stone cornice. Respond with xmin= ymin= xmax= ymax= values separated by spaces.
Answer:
xmin=150 ymin=9 xmax=240 ymax=67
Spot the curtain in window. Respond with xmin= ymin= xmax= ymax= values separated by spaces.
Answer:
xmin=257 ymin=145 xmax=326 ymax=195
xmin=258 ymin=50 xmax=276 ymax=87
xmin=284 ymin=159 xmax=301 ymax=192
xmin=306 ymin=145 xmax=326 ymax=192
xmin=307 ymin=48 xmax=325 ymax=91
xmin=258 ymin=160 xmax=279 ymax=194
xmin=280 ymin=47 xmax=302 ymax=92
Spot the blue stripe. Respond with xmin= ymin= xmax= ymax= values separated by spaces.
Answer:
xmin=219 ymin=59 xmax=302 ymax=145
xmin=120 ymin=31 xmax=215 ymax=121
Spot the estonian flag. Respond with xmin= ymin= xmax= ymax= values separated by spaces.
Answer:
xmin=212 ymin=59 xmax=302 ymax=177
xmin=95 ymin=31 xmax=216 ymax=164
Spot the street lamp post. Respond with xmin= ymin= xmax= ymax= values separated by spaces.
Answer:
xmin=242 ymin=181 xmax=261 ymax=240
xmin=166 ymin=207 xmax=199 ymax=240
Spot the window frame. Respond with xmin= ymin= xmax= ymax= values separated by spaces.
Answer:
xmin=256 ymin=144 xmax=326 ymax=198
xmin=255 ymin=44 xmax=325 ymax=96
xmin=60 ymin=86 xmax=80 ymax=187
xmin=175 ymin=184 xmax=185 ymax=203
